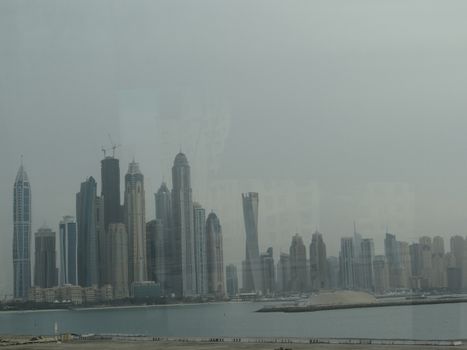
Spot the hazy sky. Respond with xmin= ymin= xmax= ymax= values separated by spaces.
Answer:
xmin=2 ymin=0 xmax=467 ymax=296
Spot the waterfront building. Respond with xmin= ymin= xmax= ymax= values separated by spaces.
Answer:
xmin=34 ymin=226 xmax=57 ymax=288
xmin=398 ymin=241 xmax=412 ymax=289
xmin=339 ymin=237 xmax=355 ymax=290
xmin=146 ymin=220 xmax=165 ymax=288
xmin=327 ymin=256 xmax=339 ymax=289
xmin=289 ymin=234 xmax=307 ymax=292
xmin=260 ymin=247 xmax=275 ymax=295
xmin=450 ymin=236 xmax=467 ymax=289
xmin=360 ymin=238 xmax=375 ymax=291
xmin=155 ymin=182 xmax=173 ymax=292
xmin=108 ymin=223 xmax=129 ymax=299
xmin=276 ymin=253 xmax=291 ymax=292
xmin=76 ymin=177 xmax=100 ymax=287
xmin=206 ymin=212 xmax=225 ymax=296
xmin=172 ymin=152 xmax=196 ymax=297
xmin=373 ymin=255 xmax=389 ymax=294
xmin=242 ymin=192 xmax=261 ymax=293
xmin=419 ymin=236 xmax=433 ymax=289
xmin=309 ymin=230 xmax=327 ymax=290
xmin=59 ymin=216 xmax=78 ymax=286
xmin=433 ymin=236 xmax=445 ymax=255
xmin=225 ymin=264 xmax=238 ymax=297
xmin=124 ymin=160 xmax=147 ymax=284
xmin=101 ymin=156 xmax=122 ymax=230
xmin=13 ymin=162 xmax=32 ymax=299
xmin=193 ymin=202 xmax=208 ymax=295
xmin=384 ymin=233 xmax=402 ymax=289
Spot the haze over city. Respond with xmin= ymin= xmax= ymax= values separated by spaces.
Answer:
xmin=2 ymin=0 xmax=467 ymax=298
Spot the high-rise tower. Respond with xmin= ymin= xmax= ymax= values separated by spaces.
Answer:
xmin=124 ymin=161 xmax=147 ymax=284
xmin=34 ymin=226 xmax=57 ymax=288
xmin=242 ymin=192 xmax=261 ymax=293
xmin=171 ymin=152 xmax=196 ymax=297
xmin=59 ymin=216 xmax=78 ymax=286
xmin=155 ymin=182 xmax=172 ymax=292
xmin=309 ymin=230 xmax=327 ymax=290
xmin=101 ymin=156 xmax=121 ymax=231
xmin=193 ymin=202 xmax=207 ymax=295
xmin=13 ymin=162 xmax=31 ymax=299
xmin=206 ymin=211 xmax=224 ymax=296
xmin=289 ymin=234 xmax=307 ymax=292
xmin=76 ymin=177 xmax=100 ymax=287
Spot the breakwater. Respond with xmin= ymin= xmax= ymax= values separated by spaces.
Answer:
xmin=257 ymin=297 xmax=467 ymax=313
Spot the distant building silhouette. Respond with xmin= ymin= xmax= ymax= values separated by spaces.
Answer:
xmin=225 ymin=264 xmax=238 ymax=297
xmin=289 ymin=234 xmax=307 ymax=292
xmin=206 ymin=212 xmax=225 ymax=297
xmin=373 ymin=255 xmax=389 ymax=294
xmin=108 ymin=223 xmax=129 ymax=299
xmin=34 ymin=226 xmax=57 ymax=288
xmin=124 ymin=161 xmax=147 ymax=285
xmin=360 ymin=238 xmax=375 ymax=291
xmin=242 ymin=192 xmax=261 ymax=293
xmin=76 ymin=177 xmax=100 ymax=287
xmin=59 ymin=216 xmax=78 ymax=286
xmin=277 ymin=253 xmax=291 ymax=293
xmin=309 ymin=231 xmax=327 ymax=290
xmin=339 ymin=237 xmax=355 ymax=290
xmin=193 ymin=203 xmax=208 ymax=295
xmin=172 ymin=152 xmax=196 ymax=297
xmin=260 ymin=247 xmax=275 ymax=295
xmin=101 ymin=156 xmax=122 ymax=230
xmin=155 ymin=182 xmax=172 ymax=292
xmin=146 ymin=220 xmax=165 ymax=288
xmin=13 ymin=161 xmax=31 ymax=300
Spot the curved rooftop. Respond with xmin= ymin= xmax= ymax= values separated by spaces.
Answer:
xmin=173 ymin=152 xmax=189 ymax=166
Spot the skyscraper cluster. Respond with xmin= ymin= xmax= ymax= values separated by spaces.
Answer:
xmin=14 ymin=151 xmax=225 ymax=301
xmin=239 ymin=214 xmax=467 ymax=295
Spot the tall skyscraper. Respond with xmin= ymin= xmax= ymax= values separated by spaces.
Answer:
xmin=124 ymin=161 xmax=147 ymax=284
xmin=34 ymin=226 xmax=57 ymax=288
xmin=373 ymin=255 xmax=389 ymax=294
xmin=171 ymin=152 xmax=196 ymax=297
xmin=206 ymin=212 xmax=225 ymax=296
xmin=225 ymin=264 xmax=238 ymax=297
xmin=101 ymin=156 xmax=122 ymax=231
xmin=326 ymin=256 xmax=339 ymax=289
xmin=419 ymin=236 xmax=433 ymax=289
xmin=13 ymin=162 xmax=31 ymax=299
xmin=146 ymin=220 xmax=165 ymax=288
xmin=360 ymin=238 xmax=375 ymax=291
xmin=276 ymin=253 xmax=291 ymax=292
xmin=399 ymin=241 xmax=412 ymax=288
xmin=309 ymin=231 xmax=327 ymax=290
xmin=384 ymin=233 xmax=402 ymax=289
xmin=242 ymin=192 xmax=261 ymax=293
xmin=76 ymin=177 xmax=100 ymax=287
xmin=289 ymin=234 xmax=307 ymax=292
xmin=108 ymin=223 xmax=129 ymax=299
xmin=155 ymin=182 xmax=172 ymax=292
xmin=193 ymin=203 xmax=207 ymax=295
xmin=59 ymin=216 xmax=78 ymax=286
xmin=260 ymin=247 xmax=275 ymax=295
xmin=339 ymin=237 xmax=355 ymax=290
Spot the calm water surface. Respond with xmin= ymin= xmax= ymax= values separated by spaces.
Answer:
xmin=0 ymin=302 xmax=466 ymax=340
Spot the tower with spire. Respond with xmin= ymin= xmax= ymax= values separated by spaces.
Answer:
xmin=124 ymin=160 xmax=147 ymax=285
xmin=13 ymin=158 xmax=31 ymax=299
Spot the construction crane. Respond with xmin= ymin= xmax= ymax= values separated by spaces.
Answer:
xmin=108 ymin=134 xmax=121 ymax=157
xmin=101 ymin=134 xmax=121 ymax=158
